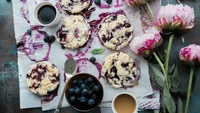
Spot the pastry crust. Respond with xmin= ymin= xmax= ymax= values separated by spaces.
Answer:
xmin=26 ymin=61 xmax=60 ymax=96
xmin=59 ymin=0 xmax=91 ymax=14
xmin=101 ymin=52 xmax=139 ymax=88
xmin=56 ymin=15 xmax=91 ymax=49
xmin=98 ymin=14 xmax=134 ymax=50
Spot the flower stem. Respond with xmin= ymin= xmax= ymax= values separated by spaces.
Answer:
xmin=165 ymin=34 xmax=174 ymax=81
xmin=153 ymin=52 xmax=169 ymax=113
xmin=146 ymin=2 xmax=156 ymax=22
xmin=184 ymin=66 xmax=195 ymax=113
xmin=153 ymin=52 xmax=169 ymax=87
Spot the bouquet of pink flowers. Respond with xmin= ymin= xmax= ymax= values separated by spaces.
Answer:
xmin=127 ymin=1 xmax=195 ymax=113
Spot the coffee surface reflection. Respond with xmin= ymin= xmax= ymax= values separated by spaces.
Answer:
xmin=37 ymin=5 xmax=56 ymax=24
xmin=114 ymin=94 xmax=136 ymax=113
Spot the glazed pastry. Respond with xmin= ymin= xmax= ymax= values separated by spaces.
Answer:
xmin=98 ymin=14 xmax=134 ymax=50
xmin=101 ymin=52 xmax=139 ymax=88
xmin=56 ymin=15 xmax=91 ymax=49
xmin=26 ymin=61 xmax=60 ymax=96
xmin=59 ymin=0 xmax=91 ymax=14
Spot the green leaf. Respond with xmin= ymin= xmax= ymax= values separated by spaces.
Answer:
xmin=177 ymin=96 xmax=183 ymax=113
xmin=149 ymin=63 xmax=165 ymax=89
xmin=91 ymin=48 xmax=105 ymax=55
xmin=171 ymin=64 xmax=181 ymax=89
xmin=153 ymin=109 xmax=160 ymax=113
xmin=164 ymin=84 xmax=176 ymax=113
xmin=169 ymin=63 xmax=175 ymax=74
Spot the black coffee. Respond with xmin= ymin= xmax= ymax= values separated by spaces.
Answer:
xmin=38 ymin=5 xmax=56 ymax=24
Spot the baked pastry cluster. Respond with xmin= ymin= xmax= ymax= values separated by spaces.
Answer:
xmin=26 ymin=61 xmax=60 ymax=96
xmin=56 ymin=15 xmax=91 ymax=49
xmin=58 ymin=0 xmax=91 ymax=14
xmin=101 ymin=52 xmax=139 ymax=88
xmin=98 ymin=14 xmax=134 ymax=50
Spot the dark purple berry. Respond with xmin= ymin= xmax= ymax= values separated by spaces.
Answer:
xmin=94 ymin=0 xmax=101 ymax=5
xmin=89 ymin=83 xmax=95 ymax=88
xmin=87 ymin=77 xmax=94 ymax=83
xmin=81 ymin=88 xmax=88 ymax=96
xmin=78 ymin=96 xmax=87 ymax=103
xmin=93 ymin=85 xmax=100 ymax=92
xmin=80 ymin=83 xmax=87 ymax=89
xmin=74 ymin=87 xmax=80 ymax=95
xmin=72 ymin=80 xmax=78 ymax=85
xmin=49 ymin=35 xmax=56 ymax=43
xmin=124 ymin=23 xmax=131 ymax=28
xmin=121 ymin=63 xmax=129 ymax=67
xmin=89 ymin=57 xmax=96 ymax=63
xmin=70 ymin=96 xmax=76 ymax=103
xmin=111 ymin=15 xmax=117 ymax=21
xmin=78 ymin=80 xmax=84 ymax=85
xmin=88 ymin=90 xmax=93 ymax=96
xmin=125 ymin=32 xmax=131 ymax=38
xmin=27 ymin=29 xmax=32 ymax=35
xmin=105 ymin=0 xmax=112 ymax=4
xmin=88 ymin=99 xmax=95 ymax=106
xmin=44 ymin=36 xmax=50 ymax=43
xmin=102 ymin=35 xmax=107 ymax=42
xmin=92 ymin=94 xmax=97 ymax=100
xmin=110 ymin=66 xmax=117 ymax=73
xmin=68 ymin=88 xmax=74 ymax=95
xmin=44 ymin=35 xmax=56 ymax=43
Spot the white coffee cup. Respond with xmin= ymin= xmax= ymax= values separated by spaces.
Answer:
xmin=112 ymin=92 xmax=138 ymax=113
xmin=34 ymin=1 xmax=61 ymax=27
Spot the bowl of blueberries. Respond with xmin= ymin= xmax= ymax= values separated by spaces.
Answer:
xmin=65 ymin=73 xmax=104 ymax=112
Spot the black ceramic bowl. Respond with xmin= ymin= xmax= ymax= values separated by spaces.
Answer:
xmin=65 ymin=73 xmax=104 ymax=112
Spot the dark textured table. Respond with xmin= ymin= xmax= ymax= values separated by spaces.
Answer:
xmin=0 ymin=0 xmax=199 ymax=113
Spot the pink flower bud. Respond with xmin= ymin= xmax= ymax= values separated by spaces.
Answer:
xmin=179 ymin=44 xmax=200 ymax=65
xmin=125 ymin=0 xmax=154 ymax=6
xmin=153 ymin=4 xmax=194 ymax=33
xmin=129 ymin=27 xmax=162 ymax=57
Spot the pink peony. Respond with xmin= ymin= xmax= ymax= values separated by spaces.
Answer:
xmin=154 ymin=4 xmax=194 ymax=33
xmin=179 ymin=44 xmax=200 ymax=65
xmin=129 ymin=27 xmax=162 ymax=57
xmin=125 ymin=0 xmax=154 ymax=6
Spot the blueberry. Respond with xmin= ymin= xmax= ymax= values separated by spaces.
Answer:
xmin=111 ymin=66 xmax=117 ymax=73
xmin=88 ymin=99 xmax=95 ymax=106
xmin=49 ymin=35 xmax=56 ymax=43
xmin=89 ymin=83 xmax=95 ymax=88
xmin=105 ymin=0 xmax=112 ymax=4
xmin=94 ymin=0 xmax=101 ymax=5
xmin=72 ymin=80 xmax=78 ymax=85
xmin=84 ymin=79 xmax=88 ymax=85
xmin=44 ymin=35 xmax=55 ymax=43
xmin=78 ymin=80 xmax=84 ymax=85
xmin=89 ymin=57 xmax=96 ymax=63
xmin=88 ymin=90 xmax=93 ymax=96
xmin=44 ymin=36 xmax=50 ymax=43
xmin=93 ymin=85 xmax=100 ymax=92
xmin=27 ymin=29 xmax=32 ymax=35
xmin=121 ymin=63 xmax=129 ymax=67
xmin=78 ymin=96 xmax=87 ymax=103
xmin=92 ymin=94 xmax=97 ymax=100
xmin=81 ymin=88 xmax=88 ymax=96
xmin=124 ymin=23 xmax=131 ymax=28
xmin=80 ymin=83 xmax=87 ymax=89
xmin=69 ymin=96 xmax=76 ymax=103
xmin=125 ymin=32 xmax=131 ymax=38
xmin=74 ymin=87 xmax=81 ymax=95
xmin=87 ymin=77 xmax=94 ymax=83
xmin=68 ymin=88 xmax=74 ymax=95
